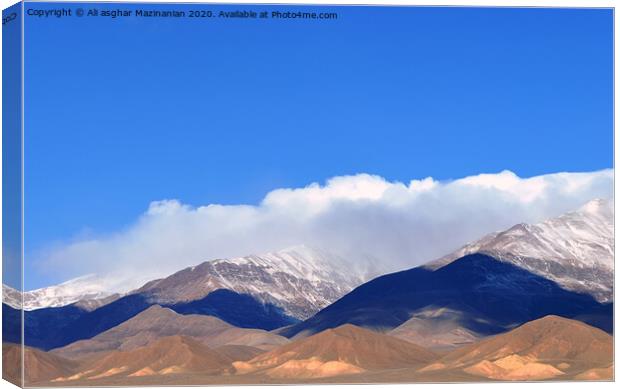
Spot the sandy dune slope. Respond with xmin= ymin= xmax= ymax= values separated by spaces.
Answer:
xmin=53 ymin=335 xmax=233 ymax=382
xmin=233 ymin=324 xmax=437 ymax=378
xmin=424 ymin=315 xmax=613 ymax=381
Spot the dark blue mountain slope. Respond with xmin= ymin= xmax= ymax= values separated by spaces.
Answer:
xmin=14 ymin=294 xmax=151 ymax=350
xmin=168 ymin=289 xmax=298 ymax=330
xmin=5 ymin=289 xmax=296 ymax=350
xmin=2 ymin=303 xmax=22 ymax=344
xmin=281 ymin=253 xmax=612 ymax=338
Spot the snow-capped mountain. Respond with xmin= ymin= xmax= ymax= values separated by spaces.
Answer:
xmin=136 ymin=245 xmax=370 ymax=319
xmin=429 ymin=198 xmax=614 ymax=302
xmin=2 ymin=275 xmax=115 ymax=311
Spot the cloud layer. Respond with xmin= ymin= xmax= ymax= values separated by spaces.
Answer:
xmin=35 ymin=169 xmax=613 ymax=292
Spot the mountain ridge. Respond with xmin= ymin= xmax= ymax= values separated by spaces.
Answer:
xmin=8 ymin=245 xmax=371 ymax=320
xmin=3 ymin=275 xmax=115 ymax=311
xmin=429 ymin=198 xmax=614 ymax=302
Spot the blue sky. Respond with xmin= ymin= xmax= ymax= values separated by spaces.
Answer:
xmin=22 ymin=4 xmax=612 ymax=290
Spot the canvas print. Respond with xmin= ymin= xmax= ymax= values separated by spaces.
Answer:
xmin=1 ymin=1 xmax=614 ymax=386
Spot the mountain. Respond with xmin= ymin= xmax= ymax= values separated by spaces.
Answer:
xmin=51 ymin=305 xmax=288 ymax=360
xmin=281 ymin=253 xmax=611 ymax=339
xmin=3 ymin=275 xmax=115 ymax=311
xmin=282 ymin=200 xmax=613 ymax=340
xmin=430 ymin=198 xmax=614 ymax=302
xmin=233 ymin=324 xmax=437 ymax=379
xmin=3 ymin=343 xmax=79 ymax=384
xmin=53 ymin=336 xmax=233 ymax=382
xmin=136 ymin=245 xmax=369 ymax=319
xmin=427 ymin=315 xmax=613 ymax=380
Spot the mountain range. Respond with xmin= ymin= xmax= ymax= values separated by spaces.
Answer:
xmin=2 ymin=198 xmax=614 ymax=384
xmin=6 ymin=316 xmax=613 ymax=385
xmin=3 ymin=246 xmax=374 ymax=350
xmin=5 ymin=245 xmax=371 ymax=320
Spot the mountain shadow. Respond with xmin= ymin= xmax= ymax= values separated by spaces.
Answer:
xmin=2 ymin=303 xmax=22 ymax=344
xmin=10 ymin=289 xmax=297 ymax=351
xmin=281 ymin=254 xmax=613 ymax=338
xmin=18 ymin=294 xmax=152 ymax=350
xmin=168 ymin=289 xmax=299 ymax=330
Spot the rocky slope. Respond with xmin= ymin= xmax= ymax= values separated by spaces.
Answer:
xmin=430 ymin=198 xmax=614 ymax=302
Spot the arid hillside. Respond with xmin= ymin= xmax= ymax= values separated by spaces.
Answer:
xmin=233 ymin=324 xmax=438 ymax=379
xmin=419 ymin=315 xmax=613 ymax=381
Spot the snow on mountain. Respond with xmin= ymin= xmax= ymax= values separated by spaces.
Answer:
xmin=4 ymin=246 xmax=374 ymax=317
xmin=2 ymin=275 xmax=115 ymax=311
xmin=136 ymin=245 xmax=372 ymax=319
xmin=2 ymin=285 xmax=22 ymax=309
xmin=429 ymin=198 xmax=614 ymax=302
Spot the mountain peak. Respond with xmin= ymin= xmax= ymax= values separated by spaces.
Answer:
xmin=129 ymin=304 xmax=176 ymax=319
xmin=136 ymin=246 xmax=368 ymax=320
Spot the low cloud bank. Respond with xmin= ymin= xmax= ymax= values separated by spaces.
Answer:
xmin=35 ymin=169 xmax=613 ymax=292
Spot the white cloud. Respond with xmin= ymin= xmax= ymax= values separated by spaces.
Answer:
xmin=33 ymin=169 xmax=613 ymax=293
